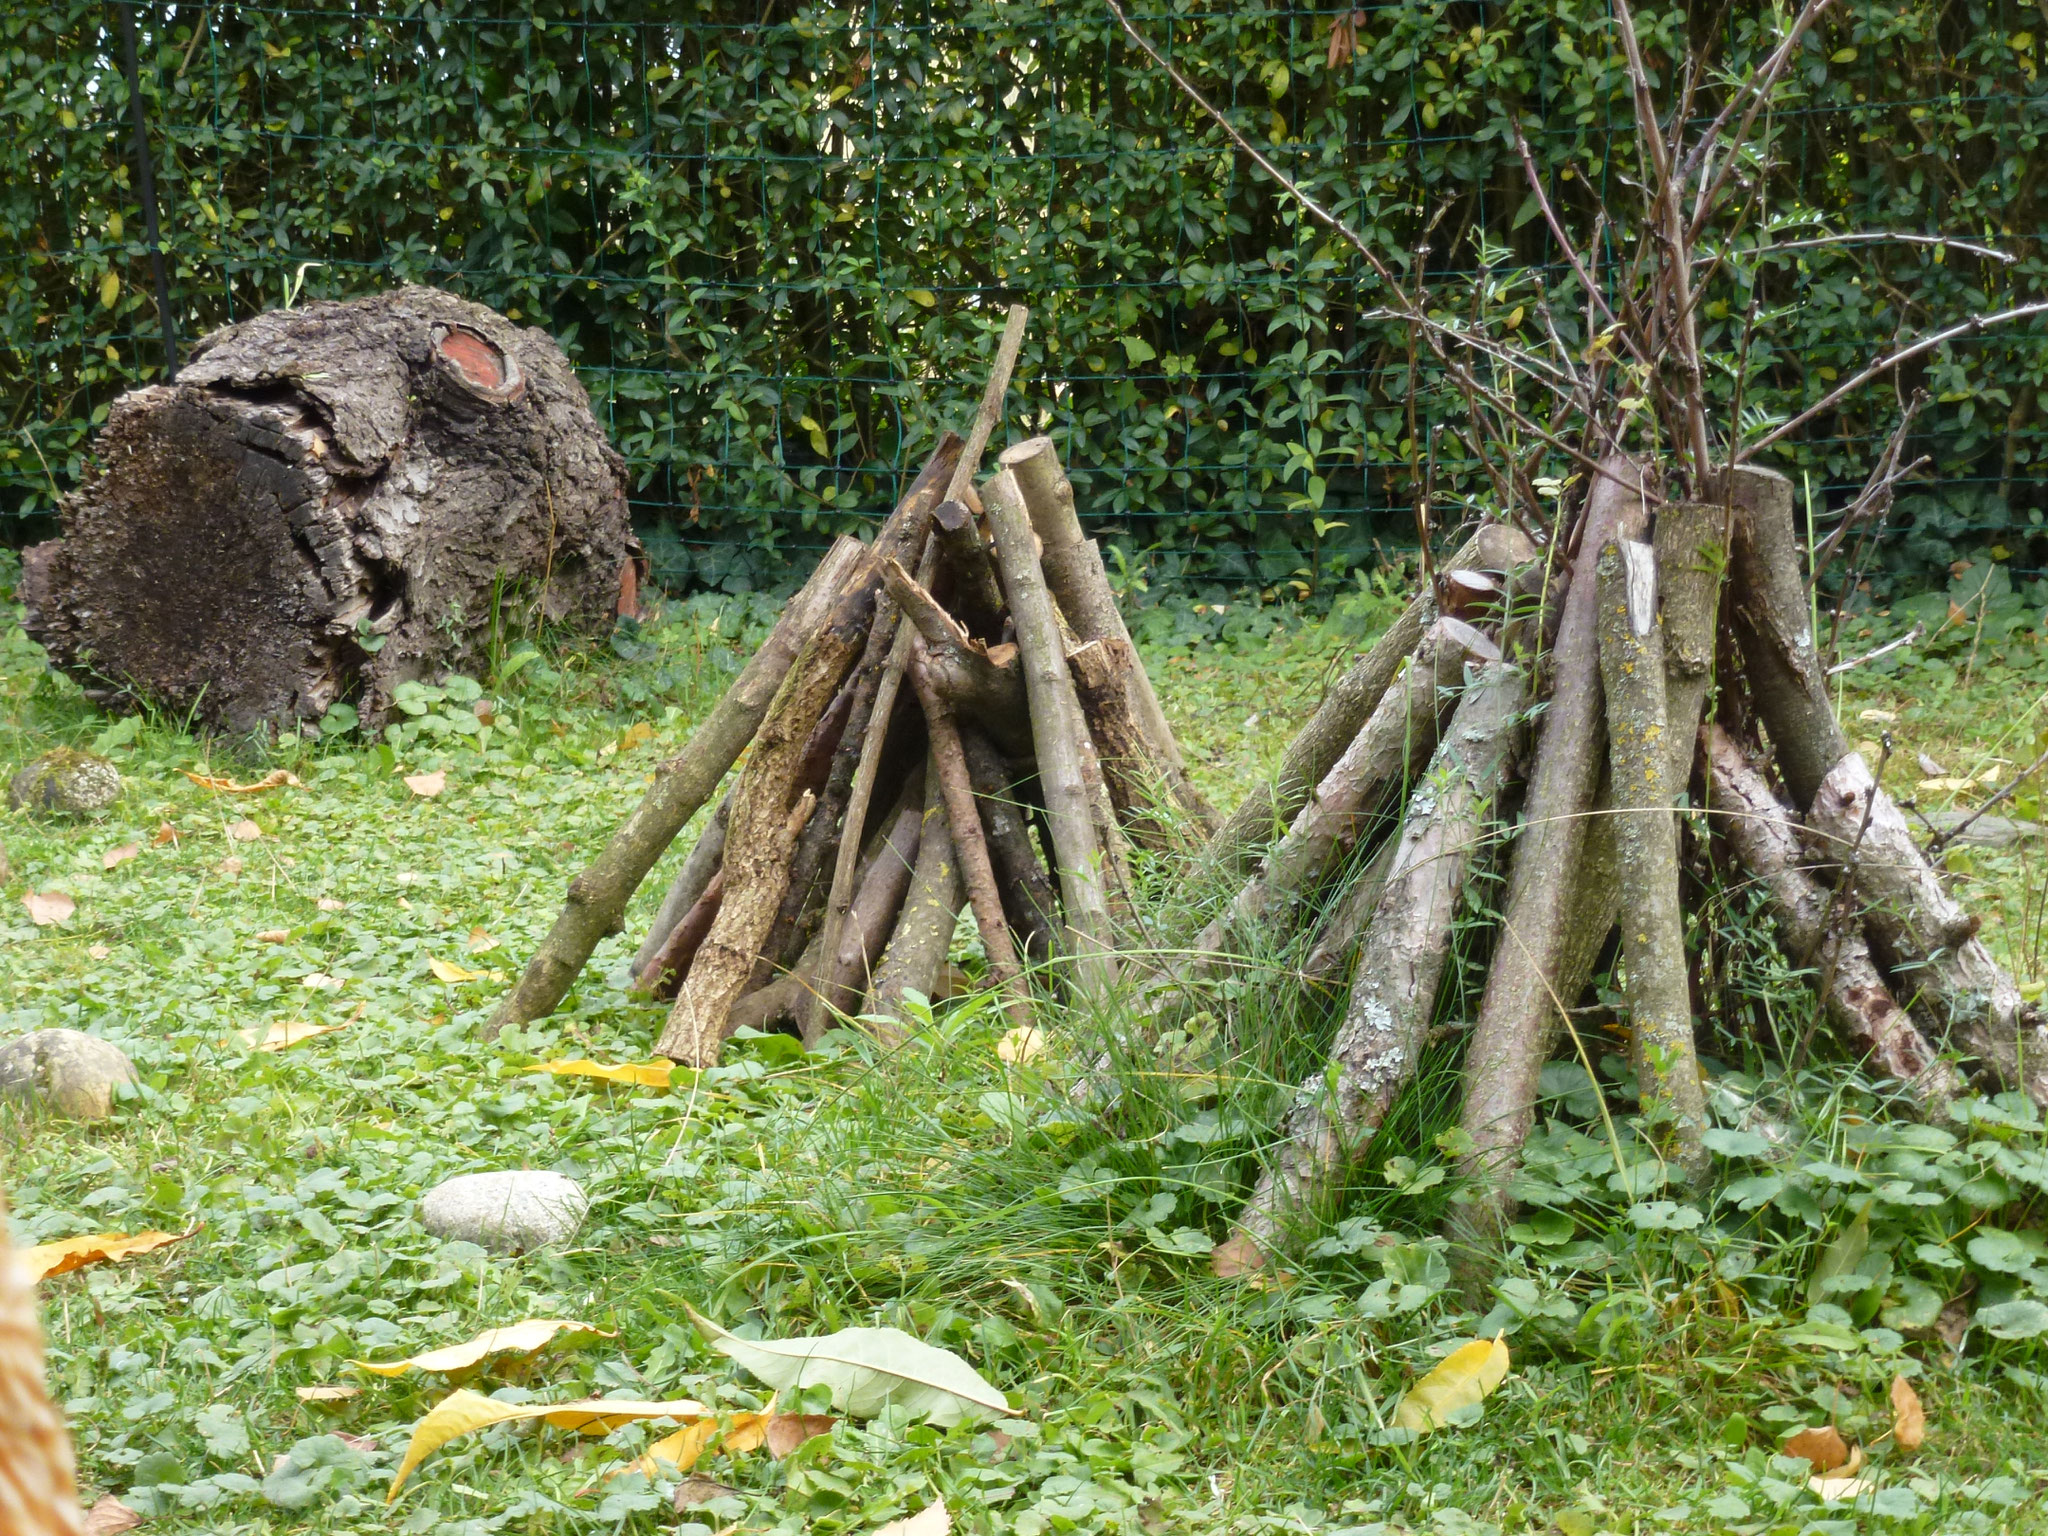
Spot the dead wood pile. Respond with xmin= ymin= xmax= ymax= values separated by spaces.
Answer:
xmin=488 ymin=307 xmax=1213 ymax=1063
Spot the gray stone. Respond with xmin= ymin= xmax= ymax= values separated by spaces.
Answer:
xmin=0 ymin=1029 xmax=139 ymax=1121
xmin=9 ymin=748 xmax=123 ymax=815
xmin=418 ymin=1170 xmax=587 ymax=1253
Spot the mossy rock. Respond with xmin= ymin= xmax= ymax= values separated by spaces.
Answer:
xmin=9 ymin=747 xmax=122 ymax=815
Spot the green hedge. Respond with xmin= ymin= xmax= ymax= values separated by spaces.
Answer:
xmin=3 ymin=0 xmax=2043 ymax=599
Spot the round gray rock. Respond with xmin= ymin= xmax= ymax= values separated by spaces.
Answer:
xmin=0 ymin=1029 xmax=139 ymax=1121
xmin=9 ymin=748 xmax=123 ymax=815
xmin=418 ymin=1170 xmax=587 ymax=1253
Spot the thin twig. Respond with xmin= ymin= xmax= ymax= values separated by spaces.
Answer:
xmin=1826 ymin=623 xmax=1923 ymax=676
xmin=1703 ymin=231 xmax=2015 ymax=265
xmin=1681 ymin=0 xmax=1839 ymax=240
xmin=1924 ymin=743 xmax=2048 ymax=858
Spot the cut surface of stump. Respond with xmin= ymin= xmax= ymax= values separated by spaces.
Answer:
xmin=21 ymin=285 xmax=637 ymax=735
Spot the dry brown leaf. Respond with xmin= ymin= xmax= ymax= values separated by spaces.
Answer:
xmin=83 ymin=1494 xmax=145 ymax=1534
xmin=184 ymin=769 xmax=302 ymax=794
xmin=255 ymin=929 xmax=290 ymax=944
xmin=218 ymin=856 xmax=244 ymax=876
xmin=22 ymin=1228 xmax=195 ymax=1281
xmin=403 ymin=770 xmax=446 ymax=798
xmin=240 ymin=1019 xmax=349 ymax=1053
xmin=350 ymin=1319 xmax=615 ymax=1379
xmin=317 ymin=896 xmax=346 ymax=912
xmin=151 ymin=822 xmax=179 ymax=846
xmin=1210 ymin=1233 xmax=1266 ymax=1278
xmin=674 ymin=1477 xmax=740 ymax=1510
xmin=226 ymin=819 xmax=264 ymax=843
xmin=763 ymin=1413 xmax=837 ymax=1457
xmin=296 ymin=1384 xmax=362 ymax=1404
xmin=334 ymin=1432 xmax=379 ymax=1453
xmin=466 ymin=926 xmax=498 ymax=953
xmin=873 ymin=1499 xmax=951 ymax=1536
xmin=87 ymin=944 xmax=111 ymax=960
xmin=1783 ymin=1424 xmax=1850 ymax=1472
xmin=1890 ymin=1374 xmax=1926 ymax=1451
xmin=25 ymin=890 xmax=75 ymax=926
xmin=103 ymin=842 xmax=140 ymax=870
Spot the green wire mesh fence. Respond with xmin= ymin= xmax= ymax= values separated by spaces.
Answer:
xmin=3 ymin=0 xmax=2044 ymax=599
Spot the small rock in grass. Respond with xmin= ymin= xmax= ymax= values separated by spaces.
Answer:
xmin=0 ymin=1029 xmax=139 ymax=1121
xmin=418 ymin=1170 xmax=587 ymax=1253
xmin=9 ymin=748 xmax=123 ymax=816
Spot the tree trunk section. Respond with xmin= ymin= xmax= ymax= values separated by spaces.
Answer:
xmin=1066 ymin=636 xmax=1178 ymax=847
xmin=488 ymin=535 xmax=870 ymax=1037
xmin=1228 ymin=660 xmax=1527 ymax=1259
xmin=1652 ymin=500 xmax=1728 ymax=790
xmin=1807 ymin=752 xmax=2048 ymax=1106
xmin=1706 ymin=726 xmax=1961 ymax=1114
xmin=1709 ymin=464 xmax=1848 ymax=809
xmin=984 ymin=466 xmax=1118 ymax=997
xmin=1454 ymin=457 xmax=1649 ymax=1239
xmin=20 ymin=286 xmax=639 ymax=736
xmin=1597 ymin=538 xmax=1709 ymax=1184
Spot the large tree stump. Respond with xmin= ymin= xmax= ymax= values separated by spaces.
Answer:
xmin=20 ymin=286 xmax=637 ymax=735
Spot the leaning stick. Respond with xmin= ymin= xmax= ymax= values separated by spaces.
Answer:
xmin=1597 ymin=538 xmax=1710 ymax=1184
xmin=1807 ymin=752 xmax=2048 ymax=1108
xmin=961 ymin=728 xmax=1061 ymax=966
xmin=636 ymin=870 xmax=726 ymax=1002
xmin=881 ymin=557 xmax=1029 ymax=755
xmin=486 ymin=534 xmax=870 ymax=1039
xmin=1221 ymin=658 xmax=1527 ymax=1267
xmin=984 ymin=465 xmax=1119 ymax=998
xmin=1454 ymin=456 xmax=1648 ymax=1241
xmin=1209 ymin=524 xmax=1533 ymax=872
xmin=633 ymin=787 xmax=732 ymax=980
xmin=1705 ymin=725 xmax=1962 ymax=1115
xmin=1001 ymin=435 xmax=1213 ymax=829
xmin=1651 ymin=500 xmax=1727 ymax=790
xmin=806 ymin=777 xmax=926 ymax=1040
xmin=804 ymin=305 xmax=1029 ymax=1038
xmin=870 ymin=759 xmax=967 ymax=1026
xmin=909 ymin=640 xmax=1032 ymax=1026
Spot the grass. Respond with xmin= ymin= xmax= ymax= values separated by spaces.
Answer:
xmin=6 ymin=572 xmax=2048 ymax=1535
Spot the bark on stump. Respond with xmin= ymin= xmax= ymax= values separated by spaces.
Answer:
xmin=21 ymin=286 xmax=637 ymax=735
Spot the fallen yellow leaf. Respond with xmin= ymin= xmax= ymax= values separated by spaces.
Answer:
xmin=615 ymin=1418 xmax=720 ymax=1479
xmin=1809 ymin=1474 xmax=1874 ymax=1503
xmin=1783 ymin=1424 xmax=1851 ymax=1472
xmin=1390 ymin=1336 xmax=1510 ymax=1434
xmin=22 ymin=1228 xmax=195 ymax=1281
xmin=1890 ymin=1374 xmax=1925 ymax=1451
xmin=184 ymin=768 xmax=302 ymax=793
xmin=524 ymin=1059 xmax=677 ymax=1090
xmin=351 ymin=1319 xmax=616 ymax=1379
xmin=87 ymin=944 xmax=111 ymax=960
xmin=404 ymin=770 xmax=446 ymax=798
xmin=466 ymin=926 xmax=498 ymax=953
xmin=103 ymin=842 xmax=140 ymax=870
xmin=428 ymin=956 xmax=501 ymax=984
xmin=255 ymin=929 xmax=290 ymax=943
xmin=24 ymin=890 xmax=74 ymax=926
xmin=997 ymin=1025 xmax=1044 ymax=1065
xmin=297 ymin=1384 xmax=362 ymax=1403
xmin=1917 ymin=776 xmax=1978 ymax=797
xmin=226 ymin=818 xmax=265 ymax=842
xmin=618 ymin=721 xmax=655 ymax=752
xmin=388 ymin=1389 xmax=707 ymax=1500
xmin=240 ymin=1018 xmax=349 ymax=1052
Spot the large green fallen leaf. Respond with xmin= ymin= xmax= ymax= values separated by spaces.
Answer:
xmin=1390 ymin=1336 xmax=1510 ymax=1433
xmin=387 ymin=1389 xmax=707 ymax=1500
xmin=686 ymin=1305 xmax=1007 ymax=1426
xmin=349 ymin=1318 xmax=615 ymax=1379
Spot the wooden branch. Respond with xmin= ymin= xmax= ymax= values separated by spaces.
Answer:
xmin=931 ymin=496 xmax=1006 ymax=641
xmin=910 ymin=642 xmax=1032 ymax=1026
xmin=881 ymin=556 xmax=1029 ymax=754
xmin=1454 ymin=457 xmax=1649 ymax=1235
xmin=1226 ymin=659 xmax=1527 ymax=1263
xmin=634 ymin=869 xmax=727 ymax=1002
xmin=805 ymin=310 xmax=1026 ymax=1037
xmin=487 ymin=534 xmax=869 ymax=1038
xmin=1000 ymin=435 xmax=1213 ymax=829
xmin=1711 ymin=464 xmax=1849 ymax=809
xmin=1210 ymin=524 xmax=1532 ymax=871
xmin=1807 ymin=752 xmax=2048 ymax=1107
xmin=632 ymin=786 xmax=732 ymax=980
xmin=984 ymin=466 xmax=1118 ymax=997
xmin=961 ymin=728 xmax=1060 ymax=967
xmin=1200 ymin=618 xmax=1487 ymax=966
xmin=869 ymin=760 xmax=967 ymax=1030
xmin=1066 ymin=636 xmax=1179 ymax=848
xmin=1301 ymin=838 xmax=1400 ymax=989
xmin=1598 ymin=538 xmax=1709 ymax=1183
xmin=1706 ymin=725 xmax=1962 ymax=1114
xmin=806 ymin=778 xmax=926 ymax=1041
xmin=655 ymin=578 xmax=878 ymax=1066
